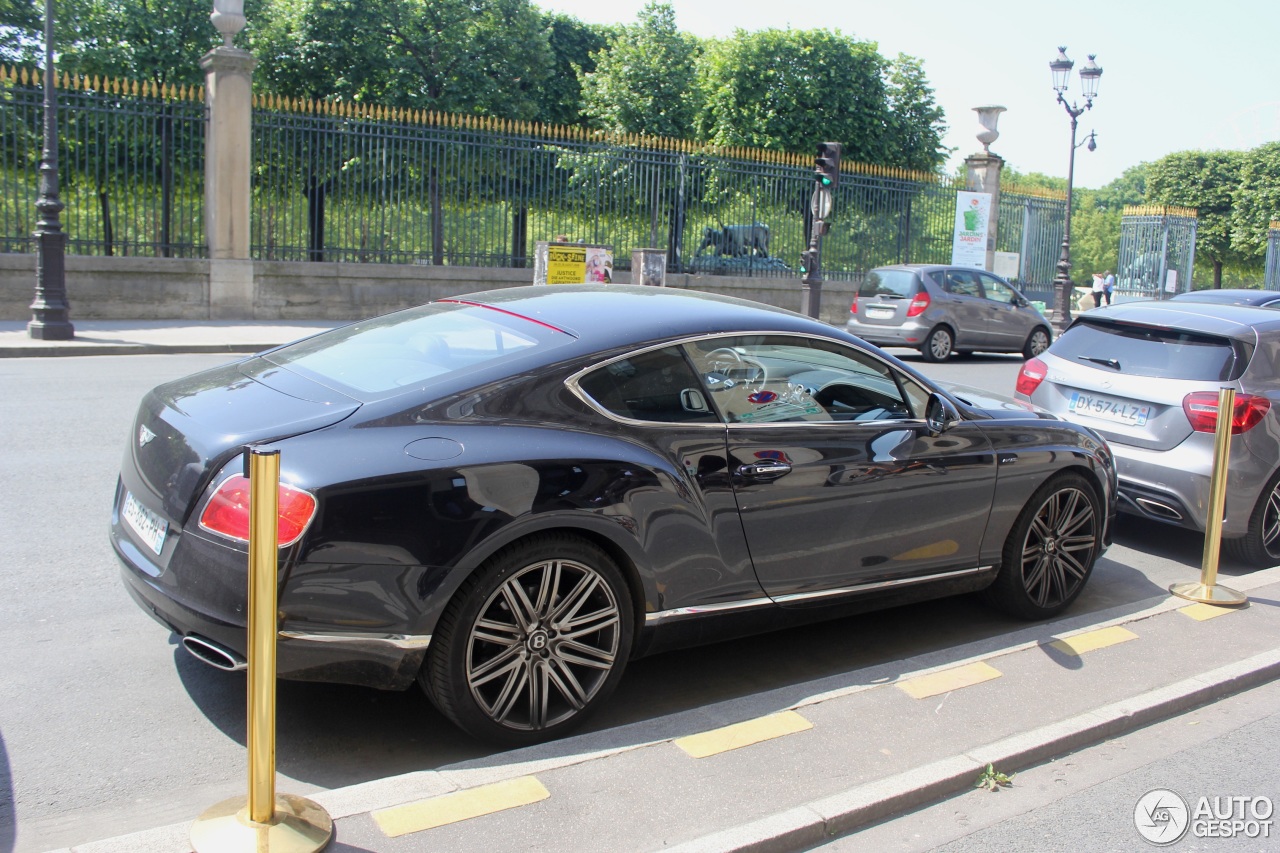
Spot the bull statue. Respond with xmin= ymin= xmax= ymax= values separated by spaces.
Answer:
xmin=694 ymin=222 xmax=770 ymax=258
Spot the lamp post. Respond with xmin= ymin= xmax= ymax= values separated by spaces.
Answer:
xmin=1048 ymin=46 xmax=1102 ymax=333
xmin=27 ymin=0 xmax=74 ymax=340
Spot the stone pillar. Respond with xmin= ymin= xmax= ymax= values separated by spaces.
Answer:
xmin=631 ymin=249 xmax=666 ymax=286
xmin=964 ymin=152 xmax=1004 ymax=272
xmin=202 ymin=2 xmax=256 ymax=318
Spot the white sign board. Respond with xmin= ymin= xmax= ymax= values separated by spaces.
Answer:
xmin=993 ymin=251 xmax=1020 ymax=281
xmin=951 ymin=191 xmax=992 ymax=269
xmin=1164 ymin=269 xmax=1178 ymax=293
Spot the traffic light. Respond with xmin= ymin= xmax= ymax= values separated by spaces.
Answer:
xmin=815 ymin=142 xmax=841 ymax=190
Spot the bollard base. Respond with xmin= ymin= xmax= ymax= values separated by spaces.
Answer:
xmin=1169 ymin=581 xmax=1248 ymax=606
xmin=191 ymin=793 xmax=333 ymax=852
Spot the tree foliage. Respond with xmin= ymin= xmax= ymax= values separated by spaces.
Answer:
xmin=694 ymin=28 xmax=944 ymax=170
xmin=578 ymin=2 xmax=699 ymax=137
xmin=1145 ymin=150 xmax=1244 ymax=287
xmin=1231 ymin=142 xmax=1280 ymax=259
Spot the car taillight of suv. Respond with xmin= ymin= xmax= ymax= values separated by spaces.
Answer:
xmin=1182 ymin=391 xmax=1270 ymax=435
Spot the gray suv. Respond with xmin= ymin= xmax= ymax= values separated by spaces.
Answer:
xmin=1015 ymin=301 xmax=1280 ymax=565
xmin=846 ymin=264 xmax=1052 ymax=362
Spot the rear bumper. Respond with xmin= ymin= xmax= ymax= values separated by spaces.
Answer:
xmin=113 ymin=532 xmax=427 ymax=691
xmin=845 ymin=316 xmax=930 ymax=348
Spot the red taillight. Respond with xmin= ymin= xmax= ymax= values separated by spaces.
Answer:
xmin=1182 ymin=391 xmax=1271 ymax=435
xmin=199 ymin=475 xmax=317 ymax=546
xmin=906 ymin=291 xmax=930 ymax=317
xmin=850 ymin=295 xmax=858 ymax=314
xmin=1016 ymin=357 xmax=1048 ymax=397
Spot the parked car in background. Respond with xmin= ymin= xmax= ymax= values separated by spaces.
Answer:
xmin=1015 ymin=300 xmax=1280 ymax=565
xmin=112 ymin=285 xmax=1115 ymax=745
xmin=1170 ymin=289 xmax=1280 ymax=309
xmin=847 ymin=264 xmax=1052 ymax=362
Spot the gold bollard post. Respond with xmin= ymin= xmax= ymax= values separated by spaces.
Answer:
xmin=191 ymin=448 xmax=333 ymax=852
xmin=1170 ymin=387 xmax=1248 ymax=606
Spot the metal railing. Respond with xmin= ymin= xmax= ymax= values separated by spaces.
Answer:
xmin=2 ymin=67 xmax=1067 ymax=288
xmin=1266 ymin=222 xmax=1280 ymax=290
xmin=1117 ymin=205 xmax=1199 ymax=300
xmin=997 ymin=189 xmax=1068 ymax=303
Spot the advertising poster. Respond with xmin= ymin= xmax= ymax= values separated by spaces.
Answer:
xmin=546 ymin=245 xmax=587 ymax=284
xmin=951 ymin=191 xmax=992 ymax=269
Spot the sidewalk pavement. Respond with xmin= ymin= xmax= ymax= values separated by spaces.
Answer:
xmin=0 ymin=320 xmax=335 ymax=358
xmin=57 ymin=569 xmax=1280 ymax=853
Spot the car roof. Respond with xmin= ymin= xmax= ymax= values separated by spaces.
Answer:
xmin=453 ymin=284 xmax=836 ymax=347
xmin=1077 ymin=299 xmax=1280 ymax=340
xmin=1170 ymin=289 xmax=1280 ymax=305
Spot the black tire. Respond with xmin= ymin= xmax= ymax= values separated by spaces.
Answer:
xmin=1022 ymin=327 xmax=1051 ymax=359
xmin=982 ymin=473 xmax=1101 ymax=619
xmin=1223 ymin=469 xmax=1280 ymax=567
xmin=420 ymin=534 xmax=633 ymax=745
xmin=921 ymin=326 xmax=954 ymax=362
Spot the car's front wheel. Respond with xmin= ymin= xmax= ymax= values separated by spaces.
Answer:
xmin=921 ymin=326 xmax=954 ymax=362
xmin=421 ymin=534 xmax=633 ymax=745
xmin=1224 ymin=469 xmax=1280 ymax=567
xmin=983 ymin=473 xmax=1101 ymax=619
xmin=1022 ymin=327 xmax=1051 ymax=359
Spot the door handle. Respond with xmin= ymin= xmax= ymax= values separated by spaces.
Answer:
xmin=736 ymin=461 xmax=792 ymax=481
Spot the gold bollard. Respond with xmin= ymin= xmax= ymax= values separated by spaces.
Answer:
xmin=191 ymin=449 xmax=333 ymax=852
xmin=1170 ymin=387 xmax=1248 ymax=606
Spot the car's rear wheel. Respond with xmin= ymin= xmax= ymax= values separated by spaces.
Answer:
xmin=921 ymin=326 xmax=954 ymax=362
xmin=421 ymin=534 xmax=633 ymax=745
xmin=1224 ymin=469 xmax=1280 ymax=567
xmin=983 ymin=473 xmax=1100 ymax=619
xmin=1022 ymin=327 xmax=1051 ymax=359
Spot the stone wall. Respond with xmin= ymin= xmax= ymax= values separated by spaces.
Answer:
xmin=1 ymin=253 xmax=858 ymax=326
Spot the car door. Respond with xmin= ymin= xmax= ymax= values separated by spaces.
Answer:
xmin=977 ymin=272 xmax=1036 ymax=349
xmin=683 ymin=334 xmax=998 ymax=602
xmin=939 ymin=269 xmax=995 ymax=349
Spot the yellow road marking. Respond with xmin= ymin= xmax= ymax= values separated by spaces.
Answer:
xmin=897 ymin=661 xmax=1002 ymax=699
xmin=1048 ymin=625 xmax=1139 ymax=656
xmin=1179 ymin=602 xmax=1240 ymax=621
xmin=372 ymin=776 xmax=549 ymax=838
xmin=675 ymin=711 xmax=812 ymax=758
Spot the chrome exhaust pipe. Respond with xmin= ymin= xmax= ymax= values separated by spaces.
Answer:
xmin=1134 ymin=497 xmax=1183 ymax=522
xmin=182 ymin=634 xmax=247 ymax=671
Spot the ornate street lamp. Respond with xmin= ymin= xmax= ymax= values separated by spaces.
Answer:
xmin=28 ymin=0 xmax=74 ymax=340
xmin=1048 ymin=47 xmax=1102 ymax=333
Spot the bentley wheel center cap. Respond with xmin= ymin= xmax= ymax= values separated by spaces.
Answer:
xmin=527 ymin=629 xmax=550 ymax=652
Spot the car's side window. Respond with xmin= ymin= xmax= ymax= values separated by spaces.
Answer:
xmin=684 ymin=335 xmax=916 ymax=424
xmin=978 ymin=273 xmax=1016 ymax=305
xmin=945 ymin=270 xmax=982 ymax=298
xmin=577 ymin=346 xmax=719 ymax=424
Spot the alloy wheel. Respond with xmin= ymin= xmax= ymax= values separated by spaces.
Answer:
xmin=1019 ymin=486 xmax=1097 ymax=609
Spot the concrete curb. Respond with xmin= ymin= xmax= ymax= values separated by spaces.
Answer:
xmin=663 ymin=647 xmax=1280 ymax=853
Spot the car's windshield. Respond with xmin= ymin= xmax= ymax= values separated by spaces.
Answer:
xmin=264 ymin=302 xmax=570 ymax=397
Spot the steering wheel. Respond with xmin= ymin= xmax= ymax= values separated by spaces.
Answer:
xmin=705 ymin=347 xmax=768 ymax=392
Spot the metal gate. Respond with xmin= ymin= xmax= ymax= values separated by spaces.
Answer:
xmin=1266 ymin=222 xmax=1280 ymax=290
xmin=1116 ymin=206 xmax=1198 ymax=300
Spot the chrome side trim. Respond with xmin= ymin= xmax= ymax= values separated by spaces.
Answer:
xmin=277 ymin=630 xmax=433 ymax=651
xmin=644 ymin=597 xmax=775 ymax=625
xmin=770 ymin=566 xmax=993 ymax=605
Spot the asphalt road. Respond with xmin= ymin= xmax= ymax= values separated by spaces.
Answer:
xmin=0 ymin=351 xmax=1247 ymax=852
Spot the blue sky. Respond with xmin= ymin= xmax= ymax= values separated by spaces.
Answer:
xmin=537 ymin=0 xmax=1277 ymax=189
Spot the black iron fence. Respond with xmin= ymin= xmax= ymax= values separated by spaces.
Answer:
xmin=2 ymin=67 xmax=1067 ymax=287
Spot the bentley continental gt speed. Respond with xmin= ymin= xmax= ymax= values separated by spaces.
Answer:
xmin=112 ymin=285 xmax=1115 ymax=745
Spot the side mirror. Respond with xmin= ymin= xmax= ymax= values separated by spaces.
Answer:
xmin=925 ymin=392 xmax=960 ymax=436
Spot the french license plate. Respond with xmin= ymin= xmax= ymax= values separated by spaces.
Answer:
xmin=1069 ymin=391 xmax=1151 ymax=427
xmin=865 ymin=307 xmax=895 ymax=319
xmin=123 ymin=491 xmax=168 ymax=555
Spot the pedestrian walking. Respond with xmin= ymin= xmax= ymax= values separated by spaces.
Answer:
xmin=1103 ymin=270 xmax=1115 ymax=305
xmin=1092 ymin=273 xmax=1105 ymax=308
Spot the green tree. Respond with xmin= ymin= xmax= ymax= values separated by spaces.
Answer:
xmin=695 ymin=27 xmax=912 ymax=166
xmin=533 ymin=12 xmax=612 ymax=128
xmin=1146 ymin=150 xmax=1244 ymax=288
xmin=251 ymin=0 xmax=553 ymax=118
xmin=882 ymin=53 xmax=947 ymax=172
xmin=1231 ymin=141 xmax=1280 ymax=260
xmin=579 ymin=2 xmax=700 ymax=137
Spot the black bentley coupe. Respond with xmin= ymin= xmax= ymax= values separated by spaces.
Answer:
xmin=112 ymin=285 xmax=1115 ymax=744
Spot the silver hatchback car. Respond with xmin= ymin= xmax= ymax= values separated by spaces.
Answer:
xmin=1015 ymin=301 xmax=1280 ymax=565
xmin=846 ymin=264 xmax=1053 ymax=362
